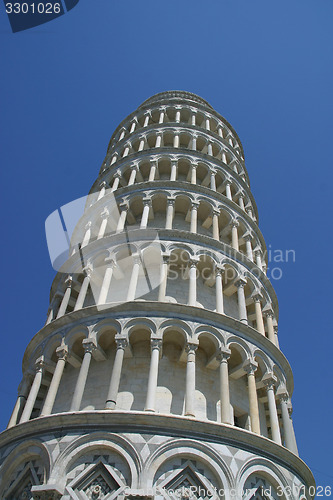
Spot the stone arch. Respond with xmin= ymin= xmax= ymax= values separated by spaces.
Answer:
xmin=53 ymin=432 xmax=141 ymax=491
xmin=144 ymin=439 xmax=234 ymax=498
xmin=0 ymin=439 xmax=51 ymax=498
xmin=253 ymin=348 xmax=272 ymax=375
xmin=94 ymin=318 xmax=121 ymax=353
xmin=125 ymin=317 xmax=157 ymax=339
xmin=160 ymin=318 xmax=193 ymax=341
xmin=65 ymin=324 xmax=89 ymax=353
xmin=237 ymin=458 xmax=291 ymax=500
xmin=42 ymin=332 xmax=65 ymax=363
xmin=195 ymin=324 xmax=227 ymax=347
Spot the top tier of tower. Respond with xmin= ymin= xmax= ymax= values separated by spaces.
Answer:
xmin=97 ymin=90 xmax=251 ymax=195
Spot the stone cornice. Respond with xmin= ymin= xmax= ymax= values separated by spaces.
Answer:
xmin=92 ymin=149 xmax=257 ymax=220
xmin=0 ymin=411 xmax=314 ymax=490
xmin=22 ymin=301 xmax=290 ymax=392
xmin=105 ymin=95 xmax=247 ymax=176
xmin=49 ymin=225 xmax=277 ymax=316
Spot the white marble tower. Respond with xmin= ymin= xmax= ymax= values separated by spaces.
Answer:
xmin=0 ymin=91 xmax=314 ymax=499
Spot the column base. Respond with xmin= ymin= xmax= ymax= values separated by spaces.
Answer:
xmin=105 ymin=400 xmax=116 ymax=410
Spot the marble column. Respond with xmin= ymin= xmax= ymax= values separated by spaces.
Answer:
xmin=105 ymin=338 xmax=128 ymax=409
xmin=143 ymin=113 xmax=150 ymax=127
xmin=264 ymin=310 xmax=276 ymax=344
xmin=190 ymin=164 xmax=197 ymax=184
xmin=238 ymin=194 xmax=245 ymax=211
xmin=122 ymin=143 xmax=131 ymax=157
xmin=116 ymin=203 xmax=128 ymax=233
xmin=191 ymin=134 xmax=197 ymax=151
xmin=7 ymin=377 xmax=31 ymax=428
xmin=253 ymin=294 xmax=265 ymax=336
xmin=173 ymin=132 xmax=180 ymax=148
xmin=145 ymin=339 xmax=163 ymax=411
xmin=138 ymin=137 xmax=146 ymax=152
xmin=98 ymin=259 xmax=115 ymax=305
xmin=155 ymin=134 xmax=162 ymax=148
xmin=222 ymin=151 xmax=227 ymax=164
xmin=215 ymin=266 xmax=224 ymax=314
xmin=97 ymin=181 xmax=107 ymax=201
xmin=149 ymin=160 xmax=157 ymax=181
xmin=165 ymin=198 xmax=175 ymax=229
xmin=231 ymin=220 xmax=239 ymax=251
xmin=97 ymin=208 xmax=109 ymax=239
xmin=140 ymin=198 xmax=151 ymax=229
xmin=207 ymin=142 xmax=213 ymax=156
xmin=126 ymin=255 xmax=141 ymax=301
xmin=70 ymin=339 xmax=96 ymax=411
xmin=158 ymin=254 xmax=169 ymax=301
xmin=245 ymin=235 xmax=253 ymax=261
xmin=56 ymin=276 xmax=72 ymax=319
xmin=128 ymin=166 xmax=138 ymax=185
xmin=254 ymin=249 xmax=263 ymax=271
xmin=264 ymin=375 xmax=282 ymax=444
xmin=190 ymin=202 xmax=199 ymax=233
xmin=130 ymin=120 xmax=137 ymax=133
xmin=212 ymin=209 xmax=220 ymax=241
xmin=188 ymin=260 xmax=198 ymax=306
xmin=225 ymin=181 xmax=232 ymax=201
xmin=170 ymin=160 xmax=178 ymax=181
xmin=236 ymin=278 xmax=248 ymax=324
xmin=81 ymin=221 xmax=92 ymax=247
xmin=19 ymin=358 xmax=45 ymax=423
xmin=210 ymin=170 xmax=217 ymax=191
xmin=244 ymin=361 xmax=260 ymax=435
xmin=46 ymin=294 xmax=62 ymax=324
xmin=40 ymin=346 xmax=68 ymax=416
xmin=159 ymin=109 xmax=165 ymax=124
xmin=74 ymin=266 xmax=92 ymax=311
xmin=279 ymin=393 xmax=298 ymax=455
xmin=218 ymin=348 xmax=231 ymax=424
xmin=185 ymin=344 xmax=198 ymax=417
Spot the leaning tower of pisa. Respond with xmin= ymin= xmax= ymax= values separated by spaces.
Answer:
xmin=0 ymin=91 xmax=314 ymax=499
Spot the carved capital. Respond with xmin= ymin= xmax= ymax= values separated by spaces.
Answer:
xmin=166 ymin=197 xmax=175 ymax=206
xmin=215 ymin=265 xmax=224 ymax=277
xmin=188 ymin=258 xmax=199 ymax=269
xmin=119 ymin=201 xmax=129 ymax=211
xmin=56 ymin=345 xmax=68 ymax=361
xmin=243 ymin=360 xmax=258 ymax=375
xmin=64 ymin=275 xmax=73 ymax=288
xmin=83 ymin=265 xmax=93 ymax=278
xmin=235 ymin=277 xmax=247 ymax=289
xmin=252 ymin=291 xmax=263 ymax=303
xmin=82 ymin=338 xmax=97 ymax=354
xmin=142 ymin=197 xmax=152 ymax=207
xmin=100 ymin=207 xmax=109 ymax=219
xmin=115 ymin=337 xmax=128 ymax=350
xmin=185 ymin=343 xmax=198 ymax=355
xmin=217 ymin=347 xmax=231 ymax=363
xmin=151 ymin=338 xmax=163 ymax=350
xmin=262 ymin=373 xmax=277 ymax=391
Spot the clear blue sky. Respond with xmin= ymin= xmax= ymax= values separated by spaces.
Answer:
xmin=1 ymin=0 xmax=332 ymax=493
